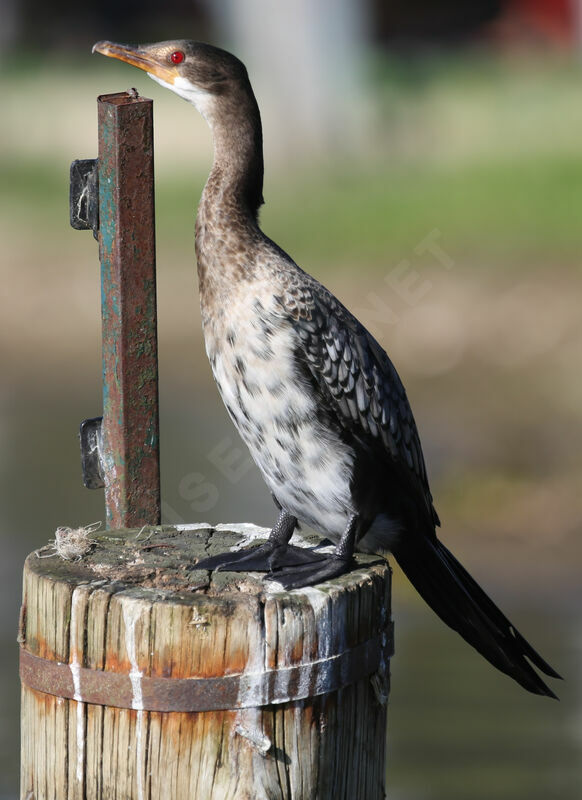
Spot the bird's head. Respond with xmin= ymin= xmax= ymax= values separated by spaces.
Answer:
xmin=93 ymin=39 xmax=264 ymax=211
xmin=92 ymin=40 xmax=252 ymax=123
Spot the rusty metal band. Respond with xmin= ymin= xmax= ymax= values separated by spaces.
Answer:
xmin=20 ymin=634 xmax=387 ymax=712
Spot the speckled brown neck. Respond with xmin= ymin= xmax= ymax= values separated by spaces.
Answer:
xmin=195 ymin=85 xmax=265 ymax=307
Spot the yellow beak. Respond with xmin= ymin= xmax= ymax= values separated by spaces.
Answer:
xmin=92 ymin=41 xmax=180 ymax=84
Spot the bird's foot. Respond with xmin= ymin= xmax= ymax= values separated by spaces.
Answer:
xmin=267 ymin=554 xmax=353 ymax=590
xmin=195 ymin=541 xmax=328 ymax=574
xmin=266 ymin=512 xmax=360 ymax=589
xmin=195 ymin=510 xmax=359 ymax=589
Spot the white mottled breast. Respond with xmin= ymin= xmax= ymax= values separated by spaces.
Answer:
xmin=202 ymin=277 xmax=356 ymax=539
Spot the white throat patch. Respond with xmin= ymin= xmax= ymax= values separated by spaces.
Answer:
xmin=148 ymin=72 xmax=214 ymax=121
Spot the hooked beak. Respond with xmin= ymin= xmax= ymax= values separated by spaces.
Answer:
xmin=92 ymin=41 xmax=180 ymax=85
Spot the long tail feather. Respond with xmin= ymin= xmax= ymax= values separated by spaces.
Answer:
xmin=392 ymin=534 xmax=561 ymax=698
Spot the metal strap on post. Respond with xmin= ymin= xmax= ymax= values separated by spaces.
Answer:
xmin=19 ymin=629 xmax=391 ymax=711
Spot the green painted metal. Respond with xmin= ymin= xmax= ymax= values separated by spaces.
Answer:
xmin=97 ymin=92 xmax=161 ymax=529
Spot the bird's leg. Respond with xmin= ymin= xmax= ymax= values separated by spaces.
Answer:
xmin=194 ymin=509 xmax=327 ymax=573
xmin=269 ymin=513 xmax=360 ymax=590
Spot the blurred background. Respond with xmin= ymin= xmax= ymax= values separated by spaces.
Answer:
xmin=1 ymin=0 xmax=581 ymax=798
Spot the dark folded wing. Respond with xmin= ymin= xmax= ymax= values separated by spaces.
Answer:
xmin=277 ymin=275 xmax=439 ymax=527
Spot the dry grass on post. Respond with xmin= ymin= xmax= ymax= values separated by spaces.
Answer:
xmin=20 ymin=523 xmax=392 ymax=800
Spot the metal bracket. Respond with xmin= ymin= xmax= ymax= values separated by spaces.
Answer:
xmin=79 ymin=417 xmax=105 ymax=489
xmin=70 ymin=158 xmax=99 ymax=238
xmin=73 ymin=159 xmax=103 ymax=492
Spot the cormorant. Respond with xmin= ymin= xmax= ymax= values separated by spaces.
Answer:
xmin=93 ymin=40 xmax=560 ymax=698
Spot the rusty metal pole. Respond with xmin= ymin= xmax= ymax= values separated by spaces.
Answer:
xmin=74 ymin=92 xmax=161 ymax=528
xmin=96 ymin=92 xmax=161 ymax=529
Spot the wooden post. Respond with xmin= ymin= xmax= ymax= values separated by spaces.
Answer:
xmin=20 ymin=524 xmax=392 ymax=800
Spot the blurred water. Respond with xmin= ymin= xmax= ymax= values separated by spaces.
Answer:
xmin=387 ymin=604 xmax=581 ymax=800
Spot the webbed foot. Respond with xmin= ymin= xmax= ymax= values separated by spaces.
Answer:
xmin=195 ymin=540 xmax=328 ymax=573
xmin=268 ymin=554 xmax=353 ymax=589
xmin=196 ymin=509 xmax=326 ymax=575
xmin=267 ymin=511 xmax=362 ymax=588
xmin=195 ymin=510 xmax=362 ymax=590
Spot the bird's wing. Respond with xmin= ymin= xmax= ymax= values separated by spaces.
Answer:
xmin=275 ymin=272 xmax=439 ymax=527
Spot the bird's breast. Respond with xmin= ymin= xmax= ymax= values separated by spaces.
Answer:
xmin=202 ymin=282 xmax=356 ymax=537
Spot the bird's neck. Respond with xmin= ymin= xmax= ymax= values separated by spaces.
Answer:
xmin=201 ymin=93 xmax=264 ymax=223
xmin=195 ymin=90 xmax=265 ymax=308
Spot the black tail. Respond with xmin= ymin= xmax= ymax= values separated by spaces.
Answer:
xmin=392 ymin=533 xmax=561 ymax=698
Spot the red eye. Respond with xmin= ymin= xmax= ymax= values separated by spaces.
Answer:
xmin=170 ymin=51 xmax=185 ymax=65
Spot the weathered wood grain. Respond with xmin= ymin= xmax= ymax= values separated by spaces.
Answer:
xmin=20 ymin=524 xmax=392 ymax=799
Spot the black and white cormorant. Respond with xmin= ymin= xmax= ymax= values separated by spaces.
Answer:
xmin=93 ymin=40 xmax=560 ymax=698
